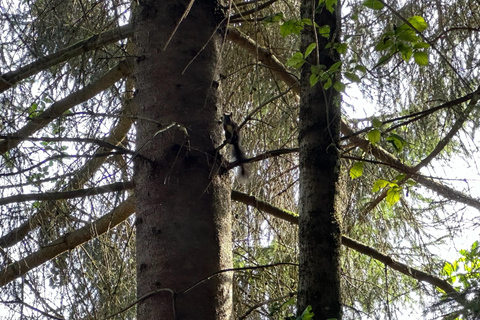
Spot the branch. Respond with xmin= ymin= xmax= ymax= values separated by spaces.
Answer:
xmin=229 ymin=0 xmax=280 ymax=20
xmin=0 ymin=153 xmax=126 ymax=178
xmin=0 ymin=300 xmax=64 ymax=320
xmin=340 ymin=237 xmax=457 ymax=295
xmin=0 ymin=58 xmax=134 ymax=155
xmin=232 ymin=190 xmax=458 ymax=295
xmin=414 ymin=90 xmax=480 ymax=171
xmin=227 ymin=148 xmax=298 ymax=170
xmin=0 ymin=182 xmax=134 ymax=206
xmin=0 ymin=25 xmax=134 ymax=93
xmin=229 ymin=26 xmax=480 ymax=212
xmin=232 ymin=190 xmax=299 ymax=224
xmin=341 ymin=89 xmax=478 ymax=141
xmin=342 ymin=121 xmax=480 ymax=211
xmin=0 ymin=135 xmax=137 ymax=156
xmin=226 ymin=29 xmax=299 ymax=92
xmin=0 ymin=196 xmax=135 ymax=287
xmin=0 ymin=100 xmax=135 ymax=249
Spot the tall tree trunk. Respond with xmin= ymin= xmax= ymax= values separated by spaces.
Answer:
xmin=133 ymin=1 xmax=232 ymax=319
xmin=297 ymin=0 xmax=343 ymax=319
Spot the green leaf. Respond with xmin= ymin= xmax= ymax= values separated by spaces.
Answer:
xmin=394 ymin=173 xmax=407 ymax=182
xmin=318 ymin=25 xmax=331 ymax=38
xmin=336 ymin=43 xmax=348 ymax=54
xmin=323 ymin=77 xmax=332 ymax=90
xmin=298 ymin=305 xmax=314 ymax=320
xmin=262 ymin=12 xmax=284 ymax=24
xmin=362 ymin=0 xmax=384 ymax=10
xmin=377 ymin=54 xmax=392 ymax=66
xmin=286 ymin=52 xmax=306 ymax=68
xmin=367 ymin=129 xmax=381 ymax=145
xmin=344 ymin=71 xmax=360 ymax=82
xmin=280 ymin=20 xmax=304 ymax=37
xmin=397 ymin=43 xmax=413 ymax=61
xmin=301 ymin=18 xmax=313 ymax=26
xmin=311 ymin=64 xmax=325 ymax=74
xmin=329 ymin=61 xmax=343 ymax=72
xmin=309 ymin=73 xmax=320 ymax=87
xmin=372 ymin=118 xmax=382 ymax=128
xmin=386 ymin=185 xmax=402 ymax=205
xmin=350 ymin=161 xmax=364 ymax=179
xmin=396 ymin=28 xmax=418 ymax=42
xmin=355 ymin=64 xmax=367 ymax=73
xmin=408 ymin=16 xmax=428 ymax=32
xmin=386 ymin=133 xmax=407 ymax=152
xmin=305 ymin=43 xmax=317 ymax=58
xmin=413 ymin=42 xmax=430 ymax=49
xmin=333 ymin=80 xmax=346 ymax=92
xmin=373 ymin=179 xmax=389 ymax=192
xmin=414 ymin=51 xmax=429 ymax=65
xmin=374 ymin=38 xmax=393 ymax=51
xmin=325 ymin=0 xmax=337 ymax=13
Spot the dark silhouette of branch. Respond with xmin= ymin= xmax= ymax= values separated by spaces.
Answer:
xmin=232 ymin=190 xmax=299 ymax=224
xmin=105 ymin=263 xmax=296 ymax=320
xmin=238 ymin=292 xmax=297 ymax=320
xmin=0 ymin=153 xmax=127 ymax=177
xmin=226 ymin=29 xmax=300 ymax=92
xmin=433 ymin=27 xmax=480 ymax=42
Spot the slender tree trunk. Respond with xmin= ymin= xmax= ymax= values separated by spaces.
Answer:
xmin=297 ymin=0 xmax=343 ymax=319
xmin=133 ymin=1 xmax=232 ymax=319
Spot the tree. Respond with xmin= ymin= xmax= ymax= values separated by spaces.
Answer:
xmin=1 ymin=0 xmax=480 ymax=319
xmin=297 ymin=0 xmax=342 ymax=318
xmin=133 ymin=1 xmax=232 ymax=319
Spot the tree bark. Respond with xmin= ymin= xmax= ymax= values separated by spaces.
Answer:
xmin=297 ymin=0 xmax=343 ymax=319
xmin=133 ymin=1 xmax=232 ymax=319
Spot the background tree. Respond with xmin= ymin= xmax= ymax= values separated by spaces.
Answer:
xmin=1 ymin=0 xmax=480 ymax=319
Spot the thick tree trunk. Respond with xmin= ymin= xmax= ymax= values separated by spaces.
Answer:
xmin=133 ymin=1 xmax=232 ymax=319
xmin=297 ymin=0 xmax=343 ymax=319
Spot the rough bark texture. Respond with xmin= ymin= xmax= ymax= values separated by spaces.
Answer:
xmin=133 ymin=1 xmax=232 ymax=319
xmin=297 ymin=1 xmax=343 ymax=319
